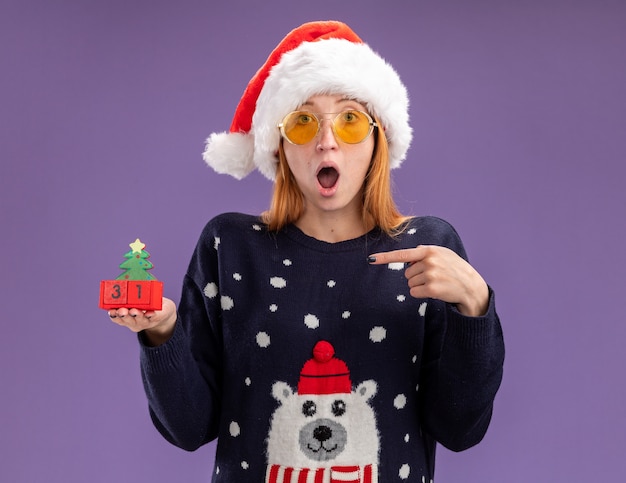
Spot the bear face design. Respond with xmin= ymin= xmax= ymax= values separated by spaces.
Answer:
xmin=267 ymin=380 xmax=379 ymax=468
xmin=299 ymin=399 xmax=348 ymax=461
xmin=266 ymin=341 xmax=379 ymax=471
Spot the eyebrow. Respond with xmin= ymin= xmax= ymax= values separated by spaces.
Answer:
xmin=300 ymin=98 xmax=364 ymax=110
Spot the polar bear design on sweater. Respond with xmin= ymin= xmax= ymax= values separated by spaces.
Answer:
xmin=266 ymin=341 xmax=379 ymax=483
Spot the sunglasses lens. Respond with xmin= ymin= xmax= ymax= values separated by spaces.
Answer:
xmin=334 ymin=110 xmax=373 ymax=144
xmin=282 ymin=111 xmax=319 ymax=145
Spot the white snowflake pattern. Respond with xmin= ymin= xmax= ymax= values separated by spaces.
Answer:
xmin=342 ymin=311 xmax=351 ymax=319
xmin=203 ymin=282 xmax=218 ymax=299
xmin=397 ymin=295 xmax=406 ymax=302
xmin=369 ymin=326 xmax=386 ymax=343
xmin=407 ymin=228 xmax=417 ymax=235
xmin=304 ymin=314 xmax=320 ymax=329
xmin=252 ymin=224 xmax=262 ymax=231
xmin=394 ymin=394 xmax=407 ymax=409
xmin=244 ymin=377 xmax=251 ymax=386
xmin=388 ymin=262 xmax=405 ymax=271
xmin=404 ymin=433 xmax=410 ymax=443
xmin=270 ymin=276 xmax=287 ymax=288
xmin=233 ymin=273 xmax=242 ymax=281
xmin=256 ymin=332 xmax=270 ymax=348
xmin=399 ymin=464 xmax=410 ymax=479
xmin=418 ymin=302 xmax=427 ymax=317
xmin=269 ymin=304 xmax=278 ymax=312
xmin=283 ymin=259 xmax=292 ymax=266
xmin=221 ymin=296 xmax=234 ymax=311
xmin=229 ymin=421 xmax=240 ymax=437
xmin=327 ymin=280 xmax=336 ymax=288
xmin=241 ymin=461 xmax=249 ymax=470
xmin=214 ymin=236 xmax=221 ymax=250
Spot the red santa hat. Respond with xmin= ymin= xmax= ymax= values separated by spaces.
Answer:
xmin=203 ymin=20 xmax=412 ymax=180
xmin=298 ymin=340 xmax=352 ymax=395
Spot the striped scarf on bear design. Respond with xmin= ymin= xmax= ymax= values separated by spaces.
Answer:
xmin=266 ymin=464 xmax=377 ymax=483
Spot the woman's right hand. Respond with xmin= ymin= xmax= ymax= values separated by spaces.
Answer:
xmin=108 ymin=297 xmax=177 ymax=346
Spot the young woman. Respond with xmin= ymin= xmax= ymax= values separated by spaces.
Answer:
xmin=109 ymin=21 xmax=504 ymax=483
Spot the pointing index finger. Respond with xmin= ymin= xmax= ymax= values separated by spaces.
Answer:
xmin=367 ymin=247 xmax=423 ymax=265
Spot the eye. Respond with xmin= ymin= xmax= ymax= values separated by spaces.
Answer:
xmin=302 ymin=400 xmax=317 ymax=417
xmin=297 ymin=113 xmax=314 ymax=124
xmin=331 ymin=399 xmax=346 ymax=417
xmin=342 ymin=111 xmax=358 ymax=123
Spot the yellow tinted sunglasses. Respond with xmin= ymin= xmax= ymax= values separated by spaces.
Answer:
xmin=278 ymin=110 xmax=377 ymax=145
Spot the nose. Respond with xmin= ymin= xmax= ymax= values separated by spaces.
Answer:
xmin=316 ymin=117 xmax=339 ymax=151
xmin=313 ymin=425 xmax=332 ymax=442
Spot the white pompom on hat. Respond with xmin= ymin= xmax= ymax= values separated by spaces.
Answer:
xmin=203 ymin=20 xmax=412 ymax=180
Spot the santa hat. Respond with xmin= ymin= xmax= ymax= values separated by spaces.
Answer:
xmin=298 ymin=340 xmax=351 ymax=395
xmin=203 ymin=20 xmax=412 ymax=180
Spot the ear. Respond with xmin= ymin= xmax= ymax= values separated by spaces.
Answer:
xmin=271 ymin=381 xmax=294 ymax=403
xmin=354 ymin=380 xmax=377 ymax=401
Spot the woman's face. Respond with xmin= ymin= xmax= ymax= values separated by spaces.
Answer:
xmin=282 ymin=94 xmax=375 ymax=220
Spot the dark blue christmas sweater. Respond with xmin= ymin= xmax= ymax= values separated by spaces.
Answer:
xmin=139 ymin=213 xmax=504 ymax=482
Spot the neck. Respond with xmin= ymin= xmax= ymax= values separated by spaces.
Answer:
xmin=295 ymin=210 xmax=374 ymax=243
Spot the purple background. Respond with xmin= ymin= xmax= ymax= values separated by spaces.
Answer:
xmin=2 ymin=0 xmax=625 ymax=481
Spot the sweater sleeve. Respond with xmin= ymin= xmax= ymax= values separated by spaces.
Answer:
xmin=138 ymin=225 xmax=224 ymax=451
xmin=419 ymin=289 xmax=504 ymax=452
xmin=414 ymin=217 xmax=505 ymax=452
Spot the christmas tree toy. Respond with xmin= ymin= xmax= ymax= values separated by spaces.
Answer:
xmin=99 ymin=238 xmax=163 ymax=311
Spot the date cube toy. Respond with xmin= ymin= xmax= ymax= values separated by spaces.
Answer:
xmin=99 ymin=238 xmax=163 ymax=311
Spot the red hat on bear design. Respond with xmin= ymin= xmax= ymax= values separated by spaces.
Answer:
xmin=298 ymin=340 xmax=352 ymax=395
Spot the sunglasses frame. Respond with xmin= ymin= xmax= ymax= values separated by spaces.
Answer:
xmin=278 ymin=110 xmax=378 ymax=145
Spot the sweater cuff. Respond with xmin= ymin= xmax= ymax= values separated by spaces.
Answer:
xmin=445 ymin=287 xmax=501 ymax=349
xmin=138 ymin=317 xmax=188 ymax=374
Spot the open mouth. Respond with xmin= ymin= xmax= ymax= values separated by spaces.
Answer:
xmin=317 ymin=166 xmax=339 ymax=189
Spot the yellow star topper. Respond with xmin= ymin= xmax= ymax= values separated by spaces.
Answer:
xmin=129 ymin=238 xmax=146 ymax=254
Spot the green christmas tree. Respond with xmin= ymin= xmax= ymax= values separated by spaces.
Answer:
xmin=115 ymin=238 xmax=157 ymax=281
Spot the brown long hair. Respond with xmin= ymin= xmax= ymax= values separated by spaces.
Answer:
xmin=261 ymin=121 xmax=410 ymax=235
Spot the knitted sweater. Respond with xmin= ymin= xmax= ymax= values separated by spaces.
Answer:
xmin=139 ymin=213 xmax=504 ymax=482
